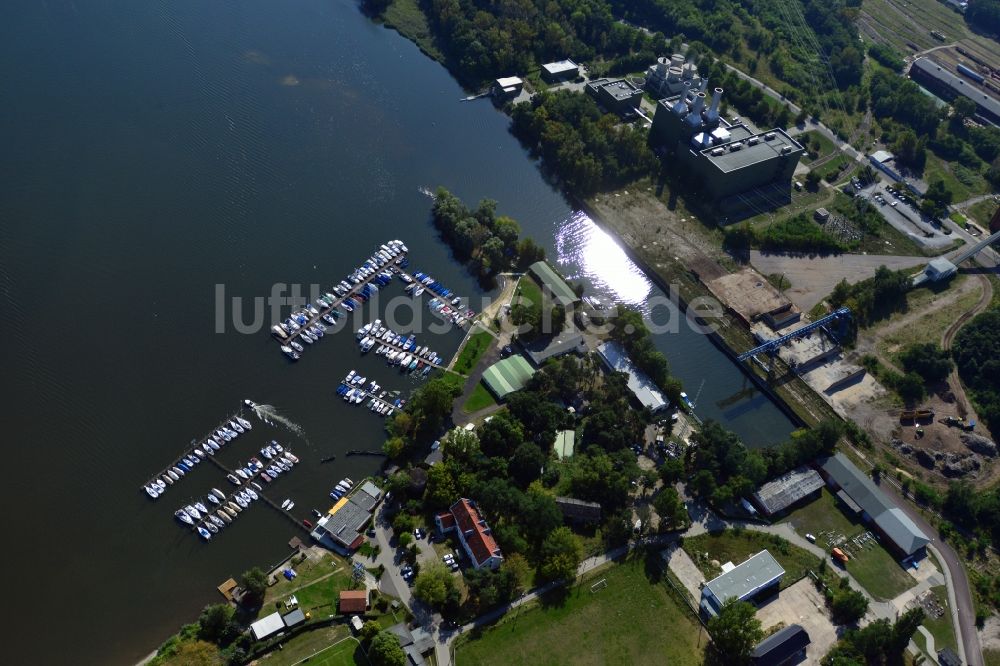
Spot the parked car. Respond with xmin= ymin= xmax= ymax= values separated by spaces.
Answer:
xmin=414 ymin=528 xmax=425 ymax=540
xmin=806 ymin=533 xmax=816 ymax=543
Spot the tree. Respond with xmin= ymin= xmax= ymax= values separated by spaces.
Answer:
xmin=659 ymin=458 xmax=685 ymax=485
xmin=369 ymin=631 xmax=406 ymax=666
xmin=539 ymin=526 xmax=583 ymax=582
xmin=169 ymin=640 xmax=222 ymax=666
xmin=653 ymin=486 xmax=688 ymax=529
xmin=413 ymin=563 xmax=458 ymax=610
xmin=922 ymin=179 xmax=954 ymax=219
xmin=831 ymin=586 xmax=869 ymax=624
xmin=398 ymin=531 xmax=414 ymax=548
xmin=952 ymin=95 xmax=978 ymax=121
xmin=899 ymin=343 xmax=953 ymax=383
xmin=240 ymin=567 xmax=268 ymax=605
xmin=501 ymin=553 xmax=532 ymax=597
xmin=197 ymin=604 xmax=237 ymax=645
xmin=707 ymin=598 xmax=763 ymax=664
xmin=360 ymin=620 xmax=382 ymax=642
xmin=510 ymin=442 xmax=546 ymax=487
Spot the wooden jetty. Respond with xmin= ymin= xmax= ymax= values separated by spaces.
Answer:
xmin=202 ymin=452 xmax=310 ymax=534
xmin=395 ymin=267 xmax=473 ymax=328
xmin=369 ymin=334 xmax=445 ymax=370
xmin=141 ymin=409 xmax=246 ymax=495
xmin=273 ymin=245 xmax=408 ymax=349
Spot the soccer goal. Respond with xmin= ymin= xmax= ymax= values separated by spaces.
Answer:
xmin=590 ymin=578 xmax=608 ymax=593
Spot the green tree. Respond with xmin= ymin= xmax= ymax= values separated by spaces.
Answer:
xmin=501 ymin=553 xmax=532 ymax=597
xmin=899 ymin=343 xmax=953 ymax=383
xmin=398 ymin=531 xmax=414 ymax=548
xmin=708 ymin=598 xmax=764 ymax=664
xmin=423 ymin=463 xmax=458 ymax=510
xmin=240 ymin=567 xmax=268 ymax=605
xmin=360 ymin=620 xmax=382 ymax=642
xmin=510 ymin=442 xmax=546 ymax=487
xmin=653 ymin=486 xmax=688 ymax=529
xmin=831 ymin=586 xmax=869 ymax=624
xmin=539 ymin=526 xmax=583 ymax=582
xmin=197 ymin=604 xmax=237 ymax=645
xmin=169 ymin=640 xmax=222 ymax=666
xmin=369 ymin=631 xmax=406 ymax=666
xmin=413 ymin=563 xmax=458 ymax=610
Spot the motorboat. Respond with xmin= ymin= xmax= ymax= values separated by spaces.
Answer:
xmin=335 ymin=482 xmax=348 ymax=493
xmin=185 ymin=505 xmax=201 ymax=520
xmin=281 ymin=499 xmax=292 ymax=510
xmin=285 ymin=452 xmax=300 ymax=464
xmin=218 ymin=510 xmax=233 ymax=524
xmin=177 ymin=462 xmax=190 ymax=473
xmin=260 ymin=447 xmax=273 ymax=459
xmin=272 ymin=441 xmax=284 ymax=453
xmin=145 ymin=485 xmax=159 ymax=499
xmin=286 ymin=500 xmax=295 ymax=510
xmin=205 ymin=521 xmax=219 ymax=534
xmin=251 ymin=481 xmax=262 ymax=492
xmin=154 ymin=479 xmax=167 ymax=491
xmin=197 ymin=526 xmax=212 ymax=540
xmin=226 ymin=473 xmax=241 ymax=486
xmin=234 ymin=495 xmax=248 ymax=509
xmin=175 ymin=510 xmax=194 ymax=525
xmin=209 ymin=514 xmax=225 ymax=528
xmin=218 ymin=429 xmax=231 ymax=442
xmin=172 ymin=466 xmax=185 ymax=477
xmin=235 ymin=468 xmax=249 ymax=480
xmin=279 ymin=456 xmax=294 ymax=468
xmin=194 ymin=449 xmax=206 ymax=458
xmin=203 ymin=442 xmax=214 ymax=455
xmin=194 ymin=501 xmax=209 ymax=514
xmin=260 ymin=472 xmax=272 ymax=483
xmin=276 ymin=461 xmax=290 ymax=473
xmin=343 ymin=478 xmax=354 ymax=486
xmin=230 ymin=420 xmax=244 ymax=434
xmin=162 ymin=473 xmax=175 ymax=485
xmin=211 ymin=488 xmax=226 ymax=500
xmin=211 ymin=435 xmax=223 ymax=447
xmin=246 ymin=488 xmax=259 ymax=501
xmin=224 ymin=505 xmax=239 ymax=517
xmin=207 ymin=493 xmax=220 ymax=505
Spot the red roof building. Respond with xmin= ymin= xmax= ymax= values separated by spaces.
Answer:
xmin=339 ymin=589 xmax=368 ymax=614
xmin=434 ymin=498 xmax=504 ymax=570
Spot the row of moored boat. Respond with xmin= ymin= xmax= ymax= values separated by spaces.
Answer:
xmin=328 ymin=477 xmax=355 ymax=501
xmin=225 ymin=441 xmax=299 ymax=487
xmin=143 ymin=415 xmax=253 ymax=500
xmin=174 ymin=486 xmax=262 ymax=541
xmin=338 ymin=370 xmax=407 ymax=417
xmin=356 ymin=318 xmax=441 ymax=371
xmin=274 ymin=240 xmax=408 ymax=360
xmin=405 ymin=271 xmax=476 ymax=326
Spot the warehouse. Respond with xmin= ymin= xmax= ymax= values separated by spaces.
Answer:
xmin=818 ymin=453 xmax=930 ymax=560
xmin=541 ymin=59 xmax=579 ymax=82
xmin=585 ymin=78 xmax=644 ymax=115
xmin=700 ymin=550 xmax=785 ymax=616
xmin=910 ymin=57 xmax=1000 ymax=126
xmin=527 ymin=261 xmax=580 ymax=307
xmin=751 ymin=467 xmax=824 ymax=517
xmin=481 ymin=355 xmax=537 ymax=399
xmin=596 ymin=341 xmax=669 ymax=412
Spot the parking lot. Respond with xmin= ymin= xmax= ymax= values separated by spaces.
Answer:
xmin=755 ymin=578 xmax=839 ymax=663
xmin=864 ymin=182 xmax=956 ymax=250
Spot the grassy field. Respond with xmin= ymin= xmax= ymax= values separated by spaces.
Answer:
xmin=683 ymin=529 xmax=822 ymax=590
xmin=921 ymin=586 xmax=957 ymax=654
xmin=968 ymin=198 xmax=999 ymax=227
xmin=923 ymin=151 xmax=990 ymax=203
xmin=985 ymin=648 xmax=1000 ymax=666
xmin=861 ymin=0 xmax=970 ymax=54
xmin=463 ymin=382 xmax=497 ymax=413
xmin=514 ymin=274 xmax=543 ymax=311
xmin=381 ymin=0 xmax=444 ymax=63
xmin=875 ymin=276 xmax=981 ymax=358
xmin=453 ymin=329 xmax=493 ymax=376
xmin=262 ymin=552 xmax=356 ymax=619
xmin=259 ymin=629 xmax=361 ymax=666
xmin=799 ymin=130 xmax=838 ymax=164
xmin=780 ymin=489 xmax=916 ymax=601
xmin=455 ymin=554 xmax=706 ymax=666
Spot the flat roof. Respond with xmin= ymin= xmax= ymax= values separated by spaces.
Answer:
xmin=282 ymin=608 xmax=306 ymax=627
xmin=600 ymin=79 xmax=642 ymax=101
xmin=250 ymin=612 xmax=285 ymax=641
xmin=553 ymin=429 xmax=576 ymax=459
xmin=542 ymin=59 xmax=578 ymax=75
xmin=523 ymin=330 xmax=586 ymax=365
xmin=702 ymin=129 xmax=803 ymax=174
xmin=911 ymin=57 xmax=1000 ymax=121
xmin=528 ymin=261 xmax=580 ymax=306
xmin=752 ymin=624 xmax=810 ymax=664
xmin=496 ymin=76 xmax=523 ymax=87
xmin=481 ymin=356 xmax=536 ymax=398
xmin=752 ymin=467 xmax=824 ymax=515
xmin=703 ymin=550 xmax=784 ymax=606
xmin=596 ymin=341 xmax=668 ymax=412
xmin=870 ymin=150 xmax=894 ymax=163
xmin=312 ymin=496 xmax=372 ymax=548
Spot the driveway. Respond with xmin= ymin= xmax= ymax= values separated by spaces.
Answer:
xmin=756 ymin=578 xmax=839 ymax=663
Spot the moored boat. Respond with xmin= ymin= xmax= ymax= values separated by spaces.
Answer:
xmin=175 ymin=510 xmax=194 ymax=525
xmin=197 ymin=526 xmax=212 ymax=540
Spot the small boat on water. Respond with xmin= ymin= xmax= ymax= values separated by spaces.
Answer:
xmin=209 ymin=515 xmax=225 ymax=529
xmin=145 ymin=485 xmax=159 ymax=499
xmin=260 ymin=472 xmax=272 ymax=483
xmin=281 ymin=499 xmax=292 ymax=510
xmin=246 ymin=488 xmax=259 ymax=501
xmin=303 ymin=518 xmax=313 ymax=528
xmin=211 ymin=488 xmax=226 ymax=500
xmin=227 ymin=473 xmax=241 ymax=486
xmin=207 ymin=493 xmax=220 ymax=505
xmin=260 ymin=447 xmax=273 ymax=459
xmin=205 ymin=521 xmax=219 ymax=534
xmin=218 ymin=510 xmax=233 ymax=524
xmin=162 ymin=473 xmax=175 ymax=485
xmin=218 ymin=429 xmax=231 ymax=442
xmin=237 ymin=416 xmax=252 ymax=430
xmin=251 ymin=481 xmax=263 ymax=492
xmin=195 ymin=501 xmax=209 ymax=514
xmin=209 ymin=437 xmax=221 ymax=450
xmin=230 ymin=420 xmax=244 ymax=434
xmin=172 ymin=466 xmax=185 ymax=477
xmin=286 ymin=500 xmax=295 ymax=510
xmin=285 ymin=452 xmax=300 ymax=464
xmin=154 ymin=480 xmax=167 ymax=492
xmin=343 ymin=478 xmax=354 ymax=486
xmin=235 ymin=468 xmax=249 ymax=480
xmin=175 ymin=510 xmax=194 ymax=525
xmin=272 ymin=441 xmax=284 ymax=453
xmin=234 ymin=495 xmax=248 ymax=509
xmin=223 ymin=505 xmax=238 ymax=518
xmin=194 ymin=449 xmax=206 ymax=459
xmin=197 ymin=526 xmax=212 ymax=540
xmin=185 ymin=505 xmax=201 ymax=520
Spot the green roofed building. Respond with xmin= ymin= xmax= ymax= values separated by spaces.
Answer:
xmin=528 ymin=261 xmax=580 ymax=308
xmin=481 ymin=356 xmax=536 ymax=399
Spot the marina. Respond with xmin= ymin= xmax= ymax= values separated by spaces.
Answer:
xmin=355 ymin=318 xmax=444 ymax=370
xmin=397 ymin=268 xmax=477 ymax=327
xmin=271 ymin=240 xmax=409 ymax=360
xmin=140 ymin=407 xmax=255 ymax=501
xmin=337 ymin=370 xmax=407 ymax=417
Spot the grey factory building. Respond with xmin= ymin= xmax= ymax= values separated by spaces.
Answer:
xmin=646 ymin=54 xmax=704 ymax=98
xmin=909 ymin=57 xmax=1000 ymax=126
xmin=585 ymin=78 xmax=644 ymax=115
xmin=650 ymin=84 xmax=804 ymax=207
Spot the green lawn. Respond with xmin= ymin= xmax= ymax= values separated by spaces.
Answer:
xmin=968 ymin=198 xmax=999 ymax=227
xmin=923 ymin=151 xmax=989 ymax=203
xmin=455 ymin=554 xmax=705 ymax=666
xmin=453 ymin=330 xmax=493 ymax=376
xmin=262 ymin=552 xmax=356 ymax=619
xmin=683 ymin=529 xmax=821 ymax=590
xmin=463 ymin=382 xmax=497 ymax=413
xmin=259 ymin=628 xmax=359 ymax=666
xmin=921 ymin=585 xmax=957 ymax=654
xmin=514 ymin=275 xmax=543 ymax=310
xmin=985 ymin=648 xmax=1000 ymax=666
xmin=780 ymin=489 xmax=916 ymax=601
xmin=799 ymin=130 xmax=837 ymax=164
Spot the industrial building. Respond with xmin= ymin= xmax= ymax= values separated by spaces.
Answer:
xmin=700 ymin=550 xmax=785 ymax=616
xmin=481 ymin=355 xmax=536 ymax=399
xmin=751 ymin=467 xmax=825 ymax=516
xmin=646 ymin=54 xmax=704 ymax=98
xmin=909 ymin=57 xmax=1000 ymax=126
xmin=521 ymin=330 xmax=587 ymax=365
xmin=435 ymin=498 xmax=504 ymax=570
xmin=819 ymin=453 xmax=930 ymax=560
xmin=924 ymin=257 xmax=958 ymax=282
xmin=650 ymin=84 xmax=804 ymax=206
xmin=596 ymin=341 xmax=669 ymax=412
xmin=541 ymin=59 xmax=579 ymax=83
xmin=585 ymin=78 xmax=644 ymax=115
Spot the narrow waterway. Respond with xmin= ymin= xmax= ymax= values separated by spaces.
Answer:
xmin=0 ymin=1 xmax=795 ymax=663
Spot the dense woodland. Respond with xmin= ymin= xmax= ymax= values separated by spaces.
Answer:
xmin=952 ymin=310 xmax=1000 ymax=436
xmin=430 ymin=187 xmax=546 ymax=283
xmin=967 ymin=0 xmax=1000 ymax=36
xmin=510 ymin=90 xmax=658 ymax=195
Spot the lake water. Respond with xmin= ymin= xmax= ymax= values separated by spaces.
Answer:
xmin=0 ymin=1 xmax=795 ymax=663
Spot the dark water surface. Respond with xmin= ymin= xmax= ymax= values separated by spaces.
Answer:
xmin=0 ymin=1 xmax=794 ymax=663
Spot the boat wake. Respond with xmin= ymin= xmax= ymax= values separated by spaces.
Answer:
xmin=249 ymin=403 xmax=309 ymax=444
xmin=417 ymin=186 xmax=436 ymax=200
